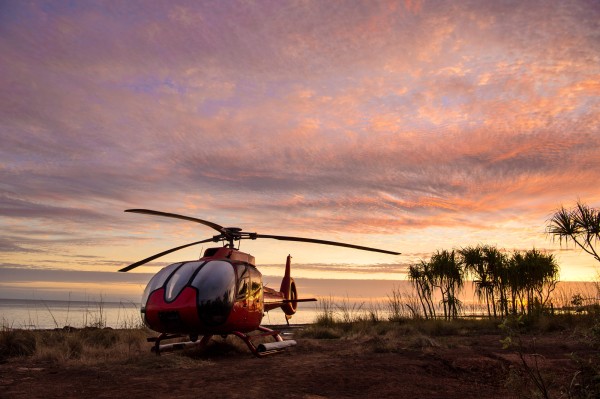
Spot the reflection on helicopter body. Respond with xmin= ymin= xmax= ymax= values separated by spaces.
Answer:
xmin=142 ymin=256 xmax=268 ymax=334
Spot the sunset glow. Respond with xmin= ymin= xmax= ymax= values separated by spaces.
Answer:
xmin=1 ymin=0 xmax=599 ymax=302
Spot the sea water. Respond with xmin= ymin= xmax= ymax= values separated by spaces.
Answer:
xmin=0 ymin=298 xmax=143 ymax=329
xmin=0 ymin=296 xmax=494 ymax=329
xmin=13 ymin=284 xmax=594 ymax=329
xmin=0 ymin=298 xmax=319 ymax=329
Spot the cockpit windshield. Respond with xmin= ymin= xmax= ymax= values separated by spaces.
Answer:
xmin=140 ymin=260 xmax=237 ymax=327
xmin=191 ymin=261 xmax=236 ymax=325
xmin=164 ymin=261 xmax=203 ymax=302
xmin=141 ymin=262 xmax=183 ymax=310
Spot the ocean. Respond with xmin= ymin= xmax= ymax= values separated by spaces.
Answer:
xmin=2 ymin=280 xmax=595 ymax=329
xmin=0 ymin=298 xmax=143 ymax=329
xmin=0 ymin=298 xmax=320 ymax=329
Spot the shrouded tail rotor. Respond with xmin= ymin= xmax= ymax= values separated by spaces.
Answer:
xmin=280 ymin=255 xmax=299 ymax=317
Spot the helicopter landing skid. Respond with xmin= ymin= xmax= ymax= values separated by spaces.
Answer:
xmin=231 ymin=326 xmax=292 ymax=357
xmin=148 ymin=326 xmax=295 ymax=357
xmin=149 ymin=333 xmax=213 ymax=355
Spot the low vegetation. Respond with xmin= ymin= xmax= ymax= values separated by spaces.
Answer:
xmin=2 ymin=298 xmax=599 ymax=398
xmin=0 ymin=325 xmax=149 ymax=364
xmin=299 ymin=299 xmax=599 ymax=339
xmin=296 ymin=297 xmax=600 ymax=399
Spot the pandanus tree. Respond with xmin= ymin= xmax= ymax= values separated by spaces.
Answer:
xmin=506 ymin=251 xmax=526 ymax=314
xmin=547 ymin=201 xmax=600 ymax=263
xmin=525 ymin=249 xmax=559 ymax=312
xmin=547 ymin=201 xmax=597 ymax=306
xmin=506 ymin=249 xmax=559 ymax=315
xmin=460 ymin=245 xmax=508 ymax=317
xmin=460 ymin=245 xmax=558 ymax=317
xmin=460 ymin=245 xmax=493 ymax=317
xmin=429 ymin=250 xmax=464 ymax=319
xmin=411 ymin=245 xmax=559 ymax=319
xmin=408 ymin=261 xmax=436 ymax=319
xmin=483 ymin=246 xmax=508 ymax=317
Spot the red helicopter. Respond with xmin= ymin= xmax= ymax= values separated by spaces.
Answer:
xmin=120 ymin=209 xmax=400 ymax=357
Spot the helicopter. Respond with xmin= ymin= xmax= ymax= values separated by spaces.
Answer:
xmin=120 ymin=209 xmax=400 ymax=357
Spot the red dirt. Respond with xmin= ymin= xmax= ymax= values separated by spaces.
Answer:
xmin=0 ymin=330 xmax=597 ymax=399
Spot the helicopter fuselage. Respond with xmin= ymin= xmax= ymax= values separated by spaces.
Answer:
xmin=141 ymin=247 xmax=289 ymax=335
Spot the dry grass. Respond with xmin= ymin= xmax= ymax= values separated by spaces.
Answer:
xmin=2 ymin=296 xmax=598 ymax=369
xmin=0 ymin=326 xmax=151 ymax=365
xmin=297 ymin=300 xmax=600 ymax=360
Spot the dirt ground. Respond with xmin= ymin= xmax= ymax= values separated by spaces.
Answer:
xmin=0 ymin=328 xmax=597 ymax=399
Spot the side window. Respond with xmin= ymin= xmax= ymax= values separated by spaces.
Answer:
xmin=236 ymin=264 xmax=249 ymax=300
xmin=248 ymin=266 xmax=262 ymax=298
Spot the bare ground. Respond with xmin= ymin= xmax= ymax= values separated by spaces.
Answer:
xmin=0 ymin=328 xmax=598 ymax=399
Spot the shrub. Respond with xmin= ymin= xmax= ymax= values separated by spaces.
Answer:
xmin=80 ymin=327 xmax=119 ymax=349
xmin=0 ymin=328 xmax=37 ymax=360
xmin=370 ymin=336 xmax=398 ymax=353
xmin=63 ymin=335 xmax=83 ymax=359
xmin=416 ymin=319 xmax=459 ymax=336
xmin=297 ymin=325 xmax=342 ymax=339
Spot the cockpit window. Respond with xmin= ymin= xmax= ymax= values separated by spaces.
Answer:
xmin=191 ymin=260 xmax=236 ymax=326
xmin=236 ymin=265 xmax=249 ymax=300
xmin=164 ymin=261 xmax=204 ymax=302
xmin=141 ymin=262 xmax=182 ymax=308
xmin=248 ymin=266 xmax=262 ymax=297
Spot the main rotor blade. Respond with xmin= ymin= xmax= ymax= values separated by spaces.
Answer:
xmin=125 ymin=209 xmax=225 ymax=234
xmin=256 ymin=234 xmax=400 ymax=255
xmin=119 ymin=238 xmax=215 ymax=272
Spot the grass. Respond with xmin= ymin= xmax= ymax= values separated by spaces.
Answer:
xmin=296 ymin=293 xmax=600 ymax=364
xmin=2 ymin=286 xmax=598 ymax=368
xmin=296 ymin=315 xmax=500 ymax=343
xmin=0 ymin=325 xmax=151 ymax=364
xmin=0 ymin=296 xmax=152 ymax=364
xmin=1 ymin=309 xmax=599 ymax=399
xmin=300 ymin=295 xmax=600 ymax=398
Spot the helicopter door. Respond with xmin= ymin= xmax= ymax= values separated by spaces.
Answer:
xmin=233 ymin=264 xmax=263 ymax=328
xmin=234 ymin=265 xmax=250 ymax=322
xmin=247 ymin=266 xmax=263 ymax=325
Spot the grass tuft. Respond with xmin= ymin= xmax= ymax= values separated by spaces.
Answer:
xmin=296 ymin=325 xmax=343 ymax=339
xmin=80 ymin=327 xmax=119 ymax=349
xmin=0 ymin=327 xmax=37 ymax=360
xmin=0 ymin=327 xmax=150 ymax=364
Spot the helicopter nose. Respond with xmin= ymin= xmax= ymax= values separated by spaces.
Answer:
xmin=145 ymin=287 xmax=201 ymax=333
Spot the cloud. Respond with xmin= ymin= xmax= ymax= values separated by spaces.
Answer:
xmin=0 ymin=0 xmax=599 ymax=289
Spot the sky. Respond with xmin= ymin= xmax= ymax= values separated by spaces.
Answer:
xmin=1 ymin=0 xmax=599 ymax=303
